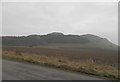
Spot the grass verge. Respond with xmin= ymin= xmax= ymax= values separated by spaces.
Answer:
xmin=2 ymin=50 xmax=119 ymax=79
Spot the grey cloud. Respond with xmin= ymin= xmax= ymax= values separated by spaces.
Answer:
xmin=2 ymin=2 xmax=118 ymax=44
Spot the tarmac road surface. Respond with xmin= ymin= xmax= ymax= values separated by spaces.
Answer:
xmin=2 ymin=59 xmax=111 ymax=80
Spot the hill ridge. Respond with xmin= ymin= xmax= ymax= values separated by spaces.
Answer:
xmin=2 ymin=32 xmax=117 ymax=50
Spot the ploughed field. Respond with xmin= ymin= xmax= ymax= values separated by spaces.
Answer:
xmin=2 ymin=46 xmax=118 ymax=67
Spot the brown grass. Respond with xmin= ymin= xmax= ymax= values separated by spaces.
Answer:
xmin=2 ymin=50 xmax=118 ymax=79
xmin=3 ymin=47 xmax=118 ymax=67
xmin=0 ymin=49 xmax=2 ymax=57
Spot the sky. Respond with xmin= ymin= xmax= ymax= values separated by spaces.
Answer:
xmin=2 ymin=2 xmax=118 ymax=44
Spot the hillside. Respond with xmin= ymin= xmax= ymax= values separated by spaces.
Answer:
xmin=2 ymin=32 xmax=118 ymax=50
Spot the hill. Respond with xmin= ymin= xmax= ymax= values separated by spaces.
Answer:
xmin=2 ymin=32 xmax=118 ymax=50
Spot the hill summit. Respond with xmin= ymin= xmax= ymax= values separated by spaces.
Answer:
xmin=47 ymin=32 xmax=64 ymax=35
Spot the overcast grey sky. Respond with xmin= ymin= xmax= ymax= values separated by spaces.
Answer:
xmin=2 ymin=2 xmax=118 ymax=44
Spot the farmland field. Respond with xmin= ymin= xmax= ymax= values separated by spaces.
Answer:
xmin=2 ymin=46 xmax=118 ymax=67
xmin=2 ymin=46 xmax=119 ymax=79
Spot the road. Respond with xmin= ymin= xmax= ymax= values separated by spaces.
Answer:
xmin=2 ymin=59 xmax=108 ymax=80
